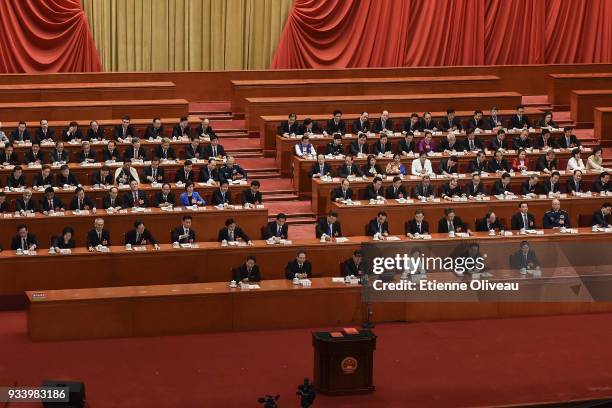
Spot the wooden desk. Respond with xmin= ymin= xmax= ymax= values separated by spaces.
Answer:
xmin=9 ymin=138 xmax=214 ymax=164
xmin=0 ymin=99 xmax=189 ymax=122
xmin=311 ymin=171 xmax=599 ymax=214
xmin=293 ymin=147 xmax=575 ymax=195
xmin=331 ymin=196 xmax=608 ymax=236
xmin=2 ymin=182 xmax=248 ymax=212
xmin=0 ymin=82 xmax=176 ymax=103
xmin=231 ymin=75 xmax=501 ymax=112
xmin=594 ymin=107 xmax=612 ymax=147
xmin=548 ymin=73 xmax=612 ymax=109
xmin=26 ymin=261 xmax=612 ymax=341
xmin=0 ymin=206 xmax=267 ymax=249
xmin=260 ymin=108 xmax=545 ymax=154
xmin=246 ymin=92 xmax=523 ymax=133
xmin=0 ymin=160 xmax=224 ymax=187
xmin=570 ymin=89 xmax=612 ymax=127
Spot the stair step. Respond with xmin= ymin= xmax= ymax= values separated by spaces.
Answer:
xmin=265 ymin=194 xmax=301 ymax=202
xmin=262 ymin=189 xmax=296 ymax=195
xmin=285 ymin=217 xmax=318 ymax=225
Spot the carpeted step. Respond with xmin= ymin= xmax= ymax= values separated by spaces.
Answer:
xmin=222 ymin=138 xmax=260 ymax=150
xmin=263 ymin=193 xmax=300 ymax=201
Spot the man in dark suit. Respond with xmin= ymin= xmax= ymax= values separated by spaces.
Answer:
xmin=536 ymin=150 xmax=558 ymax=173
xmin=487 ymin=150 xmax=510 ymax=173
xmin=10 ymin=122 xmax=31 ymax=143
xmin=372 ymin=111 xmax=394 ymax=133
xmin=185 ymin=138 xmax=204 ymax=160
xmin=438 ymin=134 xmax=461 ymax=153
xmin=10 ymin=225 xmax=38 ymax=250
xmin=558 ymin=127 xmax=581 ymax=149
xmin=467 ymin=151 xmax=487 ymax=173
xmin=337 ymin=155 xmax=362 ymax=177
xmin=35 ymin=119 xmax=55 ymax=142
xmin=194 ymin=118 xmax=216 ymax=139
xmin=143 ymin=158 xmax=165 ymax=184
xmin=87 ymin=120 xmax=105 ymax=140
xmin=352 ymin=112 xmax=370 ymax=134
xmin=123 ymin=180 xmax=148 ymax=208
xmin=534 ymin=129 xmax=557 ymax=149
xmin=348 ymin=133 xmax=369 ymax=156
xmin=123 ymin=138 xmax=147 ymax=162
xmin=437 ymin=208 xmax=468 ymax=233
xmin=315 ymin=211 xmax=342 ymax=239
xmin=172 ymin=117 xmax=191 ymax=138
xmin=507 ymin=105 xmax=530 ymax=129
xmin=233 ymin=256 xmax=261 ymax=282
xmin=439 ymin=156 xmax=459 ymax=175
xmin=372 ymin=134 xmax=392 ymax=155
xmin=511 ymin=202 xmax=536 ymax=230
xmin=476 ymin=212 xmax=504 ymax=232
xmin=542 ymin=171 xmax=562 ymax=195
xmin=463 ymin=130 xmax=485 ymax=152
xmin=341 ymin=250 xmax=365 ymax=277
xmin=592 ymin=172 xmax=611 ymax=193
xmin=284 ymin=250 xmax=312 ymax=279
xmin=241 ymin=180 xmax=263 ymax=205
xmin=278 ymin=113 xmax=299 ymax=135
xmin=171 ymin=215 xmax=196 ymax=244
xmin=55 ymin=165 xmax=79 ymax=187
xmin=309 ymin=155 xmax=332 ymax=178
xmin=466 ymin=173 xmax=486 ymax=197
xmin=219 ymin=156 xmax=247 ymax=182
xmin=412 ymin=175 xmax=435 ymax=199
xmin=366 ymin=211 xmax=390 ymax=237
xmin=211 ymin=180 xmax=232 ymax=205
xmin=513 ymin=129 xmax=532 ymax=150
xmin=144 ymin=118 xmax=164 ymax=139
xmin=174 ymin=160 xmax=195 ymax=184
xmin=403 ymin=113 xmax=421 ymax=133
xmin=331 ymin=179 xmax=354 ymax=202
xmin=204 ymin=136 xmax=226 ymax=159
xmin=0 ymin=192 xmax=8 ymax=213
xmin=487 ymin=107 xmax=503 ymax=130
xmin=326 ymin=110 xmax=346 ymax=135
xmin=24 ymin=143 xmax=45 ymax=164
xmin=75 ymin=141 xmax=96 ymax=163
xmin=124 ymin=220 xmax=159 ymax=248
xmin=218 ymin=218 xmax=252 ymax=243
xmin=521 ymin=175 xmax=541 ymax=195
xmin=405 ymin=210 xmax=429 ymax=235
xmin=153 ymin=139 xmax=177 ymax=160
xmin=263 ymin=213 xmax=288 ymax=240
xmin=491 ymin=173 xmax=514 ymax=195
xmin=566 ymin=170 xmax=584 ymax=194
xmin=466 ymin=110 xmax=487 ymax=130
xmin=592 ymin=203 xmax=612 ymax=227
xmin=397 ymin=132 xmax=416 ymax=156
xmin=61 ymin=121 xmax=83 ymax=142
xmin=365 ymin=177 xmax=385 ymax=200
xmin=439 ymin=108 xmax=462 ymax=132
xmin=419 ymin=112 xmax=438 ymax=131
xmin=298 ymin=118 xmax=321 ymax=135
xmin=153 ymin=183 xmax=175 ymax=208
xmin=113 ymin=116 xmax=136 ymax=141
xmin=1 ymin=144 xmax=20 ymax=165
xmin=40 ymin=187 xmax=65 ymax=214
xmin=103 ymin=141 xmax=121 ymax=162
xmin=6 ymin=166 xmax=26 ymax=188
xmin=509 ymin=241 xmax=540 ymax=270
xmin=16 ymin=190 xmax=36 ymax=213
xmin=199 ymin=159 xmax=220 ymax=183
xmin=102 ymin=187 xmax=123 ymax=210
xmin=385 ymin=176 xmax=407 ymax=199
xmin=489 ymin=131 xmax=508 ymax=151
xmin=69 ymin=187 xmax=95 ymax=211
xmin=87 ymin=218 xmax=111 ymax=249
xmin=33 ymin=165 xmax=53 ymax=187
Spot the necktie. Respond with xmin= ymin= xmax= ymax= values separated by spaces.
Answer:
xmin=470 ymin=140 xmax=474 ymax=150
xmin=523 ymin=214 xmax=528 ymax=229
xmin=448 ymin=221 xmax=454 ymax=232
xmin=152 ymin=168 xmax=156 ymax=179
xmin=22 ymin=238 xmax=26 ymax=249
xmin=111 ymin=199 xmax=115 ymax=206
xmin=98 ymin=231 xmax=101 ymax=241
xmin=134 ymin=149 xmax=138 ymax=158
xmin=222 ymin=192 xmax=225 ymax=201
xmin=136 ymin=232 xmax=140 ymax=242
xmin=229 ymin=230 xmax=234 ymax=241
xmin=213 ymin=146 xmax=217 ymax=157
xmin=487 ymin=223 xmax=491 ymax=230
xmin=417 ymin=223 xmax=421 ymax=233
xmin=133 ymin=193 xmax=138 ymax=203
xmin=78 ymin=199 xmax=82 ymax=209
xmin=49 ymin=199 xmax=53 ymax=209
xmin=378 ymin=223 xmax=382 ymax=233
xmin=329 ymin=223 xmax=333 ymax=236
xmin=277 ymin=226 xmax=281 ymax=237
xmin=348 ymin=166 xmax=351 ymax=175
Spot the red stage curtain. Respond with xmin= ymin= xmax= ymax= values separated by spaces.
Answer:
xmin=0 ymin=0 xmax=102 ymax=73
xmin=272 ymin=0 xmax=612 ymax=68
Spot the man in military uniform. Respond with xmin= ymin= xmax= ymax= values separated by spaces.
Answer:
xmin=542 ymin=198 xmax=570 ymax=229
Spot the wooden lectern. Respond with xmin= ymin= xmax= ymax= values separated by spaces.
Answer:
xmin=312 ymin=329 xmax=376 ymax=395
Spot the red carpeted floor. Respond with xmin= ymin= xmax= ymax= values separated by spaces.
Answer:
xmin=2 ymin=312 xmax=612 ymax=408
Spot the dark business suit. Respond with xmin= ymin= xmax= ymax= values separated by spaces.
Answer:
xmin=16 ymin=198 xmax=36 ymax=212
xmin=75 ymin=150 xmax=96 ymax=163
xmin=0 ymin=151 xmax=19 ymax=165
xmin=152 ymin=192 xmax=175 ymax=207
xmin=24 ymin=150 xmax=45 ymax=164
xmin=592 ymin=210 xmax=612 ymax=227
xmin=513 ymin=137 xmax=532 ymax=150
xmin=337 ymin=164 xmax=362 ymax=178
xmin=510 ymin=250 xmax=540 ymax=270
xmin=199 ymin=166 xmax=220 ymax=183
xmin=233 ymin=264 xmax=261 ymax=282
xmin=124 ymin=229 xmax=158 ymax=245
xmin=102 ymin=194 xmax=123 ymax=209
xmin=331 ymin=187 xmax=353 ymax=201
xmin=536 ymin=157 xmax=558 ymax=172
xmin=171 ymin=227 xmax=196 ymax=244
xmin=61 ymin=128 xmax=84 ymax=142
xmin=397 ymin=139 xmax=416 ymax=154
xmin=566 ymin=179 xmax=584 ymax=194
xmin=487 ymin=159 xmax=510 ymax=173
xmin=87 ymin=127 xmax=105 ymax=140
xmin=211 ymin=189 xmax=232 ymax=205
xmin=511 ymin=212 xmax=536 ymax=230
xmin=241 ymin=189 xmax=262 ymax=205
xmin=143 ymin=166 xmax=165 ymax=184
xmin=174 ymin=170 xmax=194 ymax=184
xmin=439 ymin=117 xmax=463 ymax=131
xmin=364 ymin=184 xmax=385 ymax=200
xmin=194 ymin=124 xmax=216 ymax=138
xmin=507 ymin=114 xmax=530 ymax=129
xmin=34 ymin=128 xmax=55 ymax=142
xmin=123 ymin=147 xmax=147 ymax=161
xmin=113 ymin=125 xmax=136 ymax=140
xmin=122 ymin=191 xmax=148 ymax=208
xmin=69 ymin=196 xmax=95 ymax=210
xmin=309 ymin=163 xmax=332 ymax=178
xmin=263 ymin=221 xmax=289 ymax=239
xmin=315 ymin=219 xmax=342 ymax=238
xmin=413 ymin=183 xmax=435 ymax=198
xmin=366 ymin=219 xmax=389 ymax=236
xmin=284 ymin=260 xmax=312 ymax=279
xmin=33 ymin=174 xmax=54 ymax=187
xmin=466 ymin=182 xmax=486 ymax=196
xmin=102 ymin=148 xmax=121 ymax=162
xmin=86 ymin=229 xmax=111 ymax=247
xmin=463 ymin=137 xmax=484 ymax=152
xmin=405 ymin=220 xmax=429 ymax=235
xmin=372 ymin=118 xmax=394 ymax=133
xmin=467 ymin=118 xmax=487 ymax=130
xmin=372 ymin=141 xmax=392 ymax=155
xmin=184 ymin=145 xmax=204 ymax=160
xmin=55 ymin=173 xmax=79 ymax=187
xmin=534 ymin=136 xmax=558 ymax=149
xmin=476 ymin=218 xmax=504 ymax=232
xmin=144 ymin=125 xmax=164 ymax=139
xmin=521 ymin=181 xmax=541 ymax=195
xmin=172 ymin=125 xmax=191 ymax=138
xmin=352 ymin=119 xmax=370 ymax=133
xmin=153 ymin=146 xmax=177 ymax=160
xmin=348 ymin=141 xmax=369 ymax=156
xmin=278 ymin=121 xmax=299 ymax=135
xmin=204 ymin=144 xmax=226 ymax=159
xmin=385 ymin=184 xmax=407 ymax=199
xmin=10 ymin=234 xmax=38 ymax=250
xmin=10 ymin=129 xmax=32 ymax=143
xmin=326 ymin=119 xmax=346 ymax=134
xmin=491 ymin=181 xmax=513 ymax=195
xmin=437 ymin=217 xmax=467 ymax=233
xmin=557 ymin=134 xmax=581 ymax=149
xmin=218 ymin=226 xmax=250 ymax=242
xmin=341 ymin=259 xmax=365 ymax=277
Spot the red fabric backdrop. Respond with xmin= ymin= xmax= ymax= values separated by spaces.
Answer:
xmin=271 ymin=0 xmax=612 ymax=68
xmin=0 ymin=0 xmax=102 ymax=73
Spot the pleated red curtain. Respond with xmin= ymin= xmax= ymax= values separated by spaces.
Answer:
xmin=0 ymin=0 xmax=102 ymax=73
xmin=271 ymin=0 xmax=612 ymax=68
